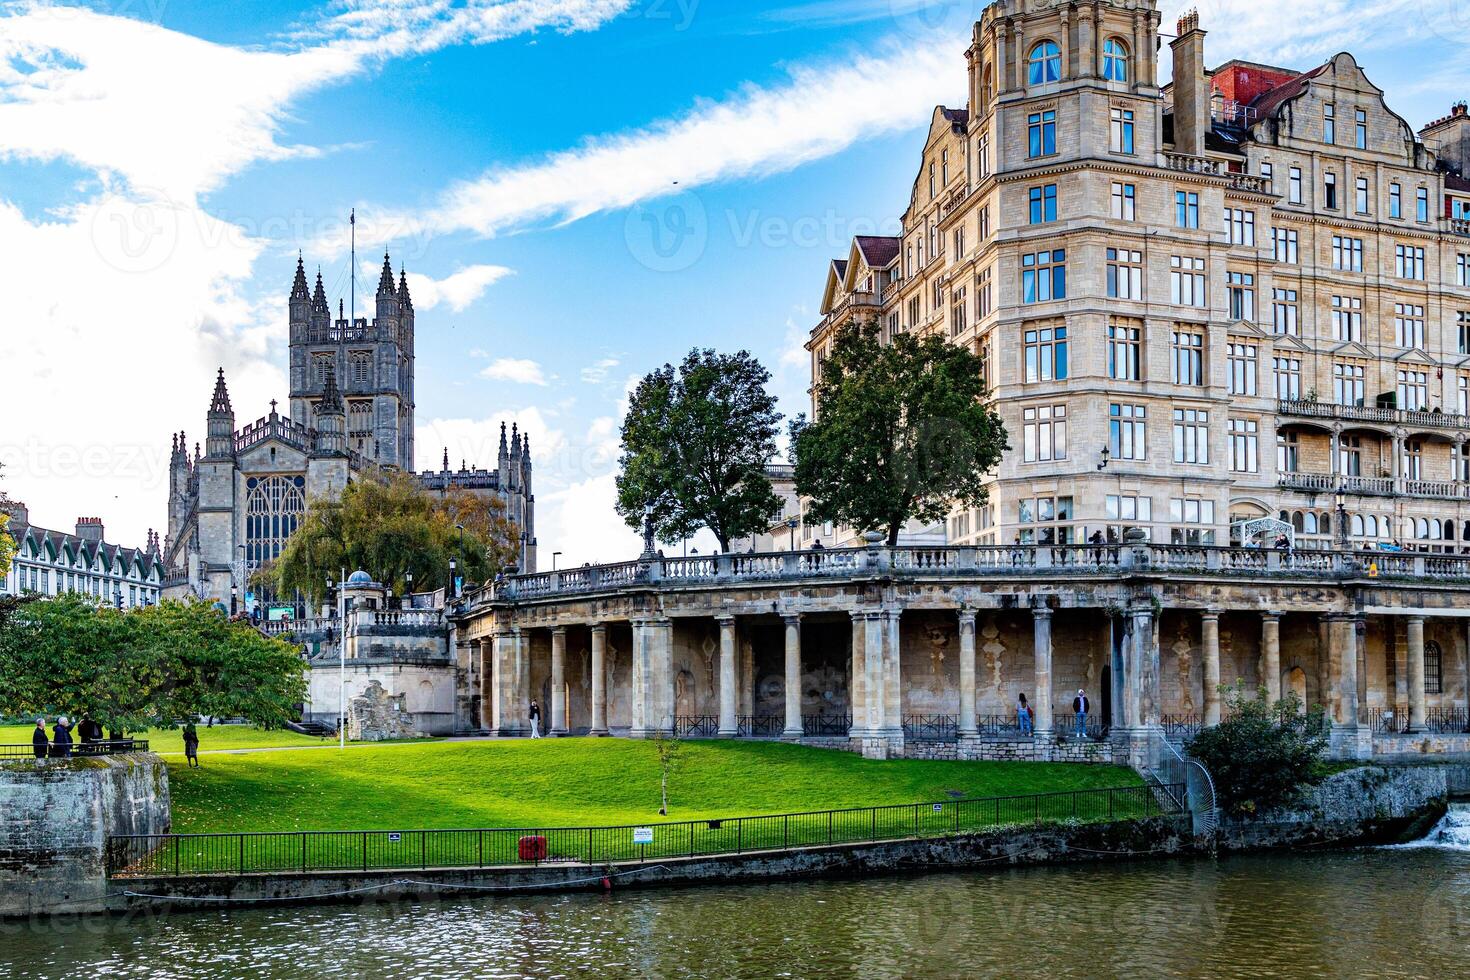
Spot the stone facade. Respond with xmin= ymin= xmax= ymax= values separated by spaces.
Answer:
xmin=454 ymin=541 xmax=1470 ymax=764
xmin=807 ymin=0 xmax=1470 ymax=556
xmin=1 ymin=503 xmax=165 ymax=607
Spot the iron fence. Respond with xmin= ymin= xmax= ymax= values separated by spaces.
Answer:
xmin=1361 ymin=704 xmax=1470 ymax=734
xmin=975 ymin=714 xmax=1026 ymax=736
xmin=802 ymin=713 xmax=853 ymax=737
xmin=105 ymin=783 xmax=1180 ymax=879
xmin=902 ymin=715 xmax=959 ymax=741
xmin=737 ymin=714 xmax=783 ymax=738
xmin=0 ymin=739 xmax=149 ymax=760
xmin=1161 ymin=715 xmax=1202 ymax=740
xmin=674 ymin=716 xmax=720 ymax=738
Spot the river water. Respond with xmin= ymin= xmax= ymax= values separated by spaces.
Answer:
xmin=6 ymin=809 xmax=1470 ymax=979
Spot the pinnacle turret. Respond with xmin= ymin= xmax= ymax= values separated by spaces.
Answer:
xmin=291 ymin=253 xmax=309 ymax=300
xmin=208 ymin=368 xmax=232 ymax=416
xmin=398 ymin=267 xmax=413 ymax=310
xmin=312 ymin=267 xmax=329 ymax=314
xmin=498 ymin=422 xmax=508 ymax=458
xmin=377 ymin=251 xmax=395 ymax=296
xmin=319 ymin=364 xmax=344 ymax=414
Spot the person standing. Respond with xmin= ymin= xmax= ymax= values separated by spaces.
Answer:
xmin=182 ymin=722 xmax=201 ymax=768
xmin=529 ymin=699 xmax=542 ymax=739
xmin=51 ymin=716 xmax=73 ymax=759
xmin=1017 ymin=693 xmax=1033 ymax=735
xmin=1073 ymin=689 xmax=1090 ymax=739
xmin=32 ymin=718 xmax=48 ymax=765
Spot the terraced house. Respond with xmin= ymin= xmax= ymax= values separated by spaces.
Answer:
xmin=0 ymin=503 xmax=165 ymax=608
xmin=811 ymin=0 xmax=1470 ymax=554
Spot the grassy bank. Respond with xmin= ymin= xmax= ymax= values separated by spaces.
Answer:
xmin=167 ymin=738 xmax=1141 ymax=834
xmin=0 ymin=723 xmax=329 ymax=755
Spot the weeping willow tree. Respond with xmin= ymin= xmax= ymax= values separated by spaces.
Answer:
xmin=273 ymin=471 xmax=520 ymax=604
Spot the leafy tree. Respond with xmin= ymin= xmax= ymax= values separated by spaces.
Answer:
xmin=0 ymin=594 xmax=306 ymax=732
xmin=790 ymin=320 xmax=1007 ymax=545
xmin=1187 ymin=685 xmax=1330 ymax=817
xmin=616 ymin=348 xmax=783 ymax=553
xmin=0 ymin=464 xmax=18 ymax=606
xmin=274 ymin=471 xmax=520 ymax=604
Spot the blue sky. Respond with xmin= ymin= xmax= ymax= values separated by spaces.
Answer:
xmin=1 ymin=0 xmax=1466 ymax=564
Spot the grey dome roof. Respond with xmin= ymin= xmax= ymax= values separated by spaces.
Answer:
xmin=347 ymin=570 xmax=373 ymax=585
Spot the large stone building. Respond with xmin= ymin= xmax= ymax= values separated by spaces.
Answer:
xmin=809 ymin=1 xmax=1470 ymax=553
xmin=164 ymin=253 xmax=536 ymax=608
xmin=446 ymin=2 xmax=1470 ymax=766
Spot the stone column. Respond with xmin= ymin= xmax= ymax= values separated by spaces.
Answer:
xmin=629 ymin=620 xmax=650 ymax=737
xmin=885 ymin=610 xmax=904 ymax=737
xmin=550 ymin=627 xmax=567 ymax=735
xmin=513 ymin=628 xmax=530 ymax=733
xmin=1032 ymin=607 xmax=1054 ymax=738
xmin=1330 ymin=617 xmax=1360 ymax=728
xmin=717 ymin=616 xmax=738 ymax=737
xmin=1407 ymin=616 xmax=1426 ymax=732
xmin=848 ymin=611 xmax=867 ymax=738
xmin=1201 ymin=611 xmax=1221 ymax=726
xmin=649 ymin=619 xmax=675 ymax=736
xmin=863 ymin=613 xmax=887 ymax=736
xmin=476 ymin=637 xmax=493 ymax=730
xmin=783 ymin=614 xmax=803 ymax=738
xmin=491 ymin=629 xmax=515 ymax=734
xmin=958 ymin=609 xmax=979 ymax=737
xmin=1125 ymin=606 xmax=1160 ymax=729
xmin=589 ymin=624 xmax=609 ymax=736
xmin=1262 ymin=613 xmax=1282 ymax=704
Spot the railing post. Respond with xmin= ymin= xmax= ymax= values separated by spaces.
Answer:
xmin=1035 ymin=546 xmax=1052 ymax=570
xmin=239 ymin=834 xmax=245 ymax=876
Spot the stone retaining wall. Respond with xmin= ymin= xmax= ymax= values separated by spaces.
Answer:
xmin=795 ymin=736 xmax=1115 ymax=763
xmin=1372 ymin=733 xmax=1470 ymax=758
xmin=0 ymin=754 xmax=170 ymax=917
xmin=1218 ymin=765 xmax=1447 ymax=851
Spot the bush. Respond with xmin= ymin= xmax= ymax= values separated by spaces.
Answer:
xmin=1186 ymin=685 xmax=1329 ymax=817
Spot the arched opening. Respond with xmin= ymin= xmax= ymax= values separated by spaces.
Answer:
xmin=1028 ymin=41 xmax=1061 ymax=85
xmin=1102 ymin=38 xmax=1129 ymax=81
xmin=1286 ymin=666 xmax=1308 ymax=711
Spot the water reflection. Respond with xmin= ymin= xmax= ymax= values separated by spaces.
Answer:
xmin=5 ymin=850 xmax=1470 ymax=978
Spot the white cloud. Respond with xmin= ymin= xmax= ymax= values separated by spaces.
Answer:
xmin=480 ymin=358 xmax=550 ymax=386
xmin=346 ymin=41 xmax=955 ymax=246
xmin=580 ymin=356 xmax=621 ymax=384
xmin=406 ymin=264 xmax=512 ymax=312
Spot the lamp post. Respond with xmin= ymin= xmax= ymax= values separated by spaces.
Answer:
xmin=1097 ymin=445 xmax=1112 ymax=471
xmin=1335 ymin=486 xmax=1350 ymax=550
xmin=552 ymin=551 xmax=562 ymax=571
xmin=230 ymin=584 xmax=238 ymax=617
xmin=328 ymin=572 xmax=347 ymax=750
xmin=788 ymin=516 xmax=799 ymax=552
xmin=452 ymin=523 xmax=465 ymax=599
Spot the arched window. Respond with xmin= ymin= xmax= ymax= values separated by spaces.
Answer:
xmin=1425 ymin=641 xmax=1443 ymax=694
xmin=1291 ymin=511 xmax=1305 ymax=533
xmin=1103 ymin=38 xmax=1129 ymax=81
xmin=244 ymin=476 xmax=306 ymax=567
xmin=1319 ymin=512 xmax=1331 ymax=536
xmin=1351 ymin=514 xmax=1364 ymax=536
xmin=1029 ymin=41 xmax=1061 ymax=85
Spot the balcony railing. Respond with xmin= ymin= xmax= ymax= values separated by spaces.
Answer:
xmin=1279 ymin=472 xmax=1470 ymax=500
xmin=466 ymin=542 xmax=1470 ymax=604
xmin=1447 ymin=217 xmax=1470 ymax=238
xmin=1278 ymin=399 xmax=1470 ymax=432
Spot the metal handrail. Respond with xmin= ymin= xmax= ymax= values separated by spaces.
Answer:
xmin=0 ymin=739 xmax=150 ymax=759
xmin=105 ymin=782 xmax=1182 ymax=878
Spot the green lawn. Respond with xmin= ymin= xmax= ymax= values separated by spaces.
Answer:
xmin=167 ymin=738 xmax=1142 ymax=835
xmin=0 ymin=723 xmax=331 ymax=755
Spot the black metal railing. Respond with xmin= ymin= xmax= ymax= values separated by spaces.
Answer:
xmin=674 ymin=716 xmax=720 ymax=737
xmin=737 ymin=714 xmax=783 ymax=738
xmin=802 ymin=712 xmax=853 ymax=737
xmin=1161 ymin=715 xmax=1203 ymax=740
xmin=105 ymin=783 xmax=1180 ymax=879
xmin=902 ymin=715 xmax=959 ymax=741
xmin=1362 ymin=704 xmax=1470 ymax=734
xmin=0 ymin=739 xmax=149 ymax=760
xmin=975 ymin=714 xmax=1028 ymax=736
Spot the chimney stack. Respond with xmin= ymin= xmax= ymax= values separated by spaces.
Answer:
xmin=1170 ymin=9 xmax=1209 ymax=156
xmin=75 ymin=517 xmax=105 ymax=543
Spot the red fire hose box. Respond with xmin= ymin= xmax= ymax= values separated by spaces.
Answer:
xmin=518 ymin=835 xmax=548 ymax=861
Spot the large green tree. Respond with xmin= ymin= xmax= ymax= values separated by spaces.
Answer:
xmin=790 ymin=320 xmax=1007 ymax=545
xmin=274 ymin=470 xmax=519 ymax=604
xmin=0 ymin=594 xmax=306 ymax=732
xmin=616 ymin=348 xmax=783 ymax=552
xmin=0 ymin=464 xmax=17 ymax=599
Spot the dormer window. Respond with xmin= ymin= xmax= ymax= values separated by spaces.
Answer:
xmin=1102 ymin=39 xmax=1129 ymax=82
xmin=1028 ymin=41 xmax=1061 ymax=85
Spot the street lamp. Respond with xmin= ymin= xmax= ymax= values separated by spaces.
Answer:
xmin=452 ymin=523 xmax=465 ymax=599
xmin=328 ymin=573 xmax=346 ymax=750
xmin=552 ymin=551 xmax=562 ymax=571
xmin=1097 ymin=445 xmax=1111 ymax=471
xmin=230 ymin=584 xmax=238 ymax=617
xmin=788 ymin=516 xmax=799 ymax=552
xmin=1335 ymin=485 xmax=1350 ymax=549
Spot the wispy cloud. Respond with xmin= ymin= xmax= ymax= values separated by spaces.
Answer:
xmin=347 ymin=41 xmax=955 ymax=246
xmin=580 ymin=356 xmax=622 ymax=384
xmin=481 ymin=358 xmax=551 ymax=385
xmin=406 ymin=264 xmax=513 ymax=312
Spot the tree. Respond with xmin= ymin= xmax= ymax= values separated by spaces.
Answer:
xmin=0 ymin=464 xmax=17 ymax=604
xmin=616 ymin=349 xmax=783 ymax=553
xmin=1187 ymin=685 xmax=1330 ymax=817
xmin=790 ymin=320 xmax=1007 ymax=545
xmin=274 ymin=471 xmax=520 ymax=604
xmin=651 ymin=732 xmax=683 ymax=816
xmin=0 ymin=594 xmax=306 ymax=732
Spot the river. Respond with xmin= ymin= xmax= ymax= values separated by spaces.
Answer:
xmin=6 ymin=807 xmax=1470 ymax=979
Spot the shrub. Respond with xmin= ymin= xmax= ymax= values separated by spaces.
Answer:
xmin=1187 ymin=685 xmax=1329 ymax=817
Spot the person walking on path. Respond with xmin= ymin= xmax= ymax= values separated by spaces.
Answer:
xmin=32 ymin=718 xmax=48 ymax=765
xmin=1072 ymin=690 xmax=1090 ymax=739
xmin=182 ymin=722 xmax=201 ymax=768
xmin=529 ymin=700 xmax=542 ymax=739
xmin=51 ymin=716 xmax=73 ymax=759
xmin=1017 ymin=693 xmax=1034 ymax=735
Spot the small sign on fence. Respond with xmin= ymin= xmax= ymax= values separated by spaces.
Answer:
xmin=632 ymin=827 xmax=654 ymax=845
xmin=933 ymin=804 xmax=943 ymax=812
xmin=387 ymin=833 xmax=402 ymax=843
